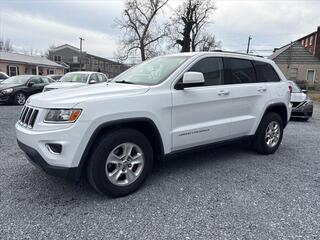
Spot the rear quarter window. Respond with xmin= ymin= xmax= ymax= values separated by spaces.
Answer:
xmin=253 ymin=61 xmax=281 ymax=82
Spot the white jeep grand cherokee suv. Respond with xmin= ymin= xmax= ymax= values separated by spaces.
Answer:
xmin=16 ymin=52 xmax=291 ymax=197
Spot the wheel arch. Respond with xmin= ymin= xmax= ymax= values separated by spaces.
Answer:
xmin=261 ymin=102 xmax=288 ymax=129
xmin=75 ymin=117 xmax=165 ymax=181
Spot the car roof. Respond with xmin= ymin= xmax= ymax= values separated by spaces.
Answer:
xmin=164 ymin=51 xmax=272 ymax=63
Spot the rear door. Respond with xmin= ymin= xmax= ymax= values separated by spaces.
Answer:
xmin=221 ymin=57 xmax=270 ymax=137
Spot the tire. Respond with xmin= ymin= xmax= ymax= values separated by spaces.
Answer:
xmin=253 ymin=112 xmax=283 ymax=155
xmin=14 ymin=92 xmax=26 ymax=105
xmin=87 ymin=128 xmax=153 ymax=197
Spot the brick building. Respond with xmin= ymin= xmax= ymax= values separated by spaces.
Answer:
xmin=297 ymin=26 xmax=320 ymax=59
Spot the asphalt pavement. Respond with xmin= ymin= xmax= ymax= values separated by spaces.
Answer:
xmin=0 ymin=104 xmax=320 ymax=239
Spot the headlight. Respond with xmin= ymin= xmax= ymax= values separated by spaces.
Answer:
xmin=44 ymin=109 xmax=82 ymax=123
xmin=2 ymin=88 xmax=13 ymax=94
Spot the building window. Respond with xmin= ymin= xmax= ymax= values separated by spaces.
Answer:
xmin=54 ymin=56 xmax=62 ymax=63
xmin=73 ymin=56 xmax=78 ymax=63
xmin=301 ymin=39 xmax=305 ymax=46
xmin=48 ymin=69 xmax=55 ymax=75
xmin=307 ymin=69 xmax=315 ymax=85
xmin=9 ymin=66 xmax=18 ymax=76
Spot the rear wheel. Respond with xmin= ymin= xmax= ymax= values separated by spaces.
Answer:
xmin=253 ymin=112 xmax=283 ymax=154
xmin=87 ymin=128 xmax=153 ymax=197
xmin=14 ymin=92 xmax=26 ymax=105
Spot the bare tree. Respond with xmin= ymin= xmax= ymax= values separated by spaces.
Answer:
xmin=45 ymin=44 xmax=56 ymax=58
xmin=170 ymin=0 xmax=217 ymax=52
xmin=197 ymin=32 xmax=221 ymax=52
xmin=115 ymin=0 xmax=169 ymax=62
xmin=0 ymin=38 xmax=13 ymax=52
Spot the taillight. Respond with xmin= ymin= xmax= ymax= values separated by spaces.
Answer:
xmin=288 ymin=85 xmax=292 ymax=94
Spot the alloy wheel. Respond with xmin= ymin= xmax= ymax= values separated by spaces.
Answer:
xmin=16 ymin=93 xmax=26 ymax=105
xmin=265 ymin=121 xmax=281 ymax=148
xmin=105 ymin=143 xmax=145 ymax=186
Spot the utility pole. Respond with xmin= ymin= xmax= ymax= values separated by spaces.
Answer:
xmin=79 ymin=37 xmax=84 ymax=71
xmin=246 ymin=35 xmax=252 ymax=54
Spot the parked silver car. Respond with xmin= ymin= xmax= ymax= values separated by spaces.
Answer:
xmin=289 ymin=81 xmax=313 ymax=120
xmin=43 ymin=71 xmax=108 ymax=92
xmin=0 ymin=72 xmax=9 ymax=82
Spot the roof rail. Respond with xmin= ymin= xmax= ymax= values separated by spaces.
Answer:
xmin=212 ymin=50 xmax=264 ymax=58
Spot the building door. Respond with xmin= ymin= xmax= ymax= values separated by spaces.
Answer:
xmin=31 ymin=67 xmax=37 ymax=75
xmin=307 ymin=70 xmax=315 ymax=86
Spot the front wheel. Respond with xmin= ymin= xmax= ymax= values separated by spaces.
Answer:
xmin=253 ymin=112 xmax=284 ymax=154
xmin=87 ymin=128 xmax=153 ymax=197
xmin=14 ymin=92 xmax=26 ymax=105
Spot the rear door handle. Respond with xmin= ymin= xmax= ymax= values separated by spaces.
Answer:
xmin=218 ymin=90 xmax=230 ymax=96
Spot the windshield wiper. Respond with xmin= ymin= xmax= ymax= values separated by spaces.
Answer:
xmin=115 ymin=80 xmax=135 ymax=84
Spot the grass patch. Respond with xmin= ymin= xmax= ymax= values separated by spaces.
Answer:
xmin=308 ymin=91 xmax=320 ymax=102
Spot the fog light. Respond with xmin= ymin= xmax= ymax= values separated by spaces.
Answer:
xmin=46 ymin=143 xmax=62 ymax=154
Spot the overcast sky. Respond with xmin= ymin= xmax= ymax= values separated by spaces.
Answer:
xmin=0 ymin=0 xmax=319 ymax=61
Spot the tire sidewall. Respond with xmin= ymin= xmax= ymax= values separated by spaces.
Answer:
xmin=256 ymin=113 xmax=284 ymax=154
xmin=88 ymin=129 xmax=153 ymax=197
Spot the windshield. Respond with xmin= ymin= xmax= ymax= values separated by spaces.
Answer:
xmin=60 ymin=73 xmax=89 ymax=83
xmin=1 ymin=75 xmax=30 ymax=84
xmin=112 ymin=56 xmax=189 ymax=85
xmin=291 ymin=82 xmax=301 ymax=93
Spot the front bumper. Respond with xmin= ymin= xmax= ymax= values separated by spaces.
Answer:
xmin=0 ymin=93 xmax=12 ymax=103
xmin=15 ymin=106 xmax=92 ymax=181
xmin=291 ymin=101 xmax=313 ymax=118
xmin=17 ymin=140 xmax=79 ymax=181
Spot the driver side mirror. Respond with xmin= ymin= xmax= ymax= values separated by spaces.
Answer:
xmin=27 ymin=82 xmax=34 ymax=87
xmin=89 ymin=80 xmax=97 ymax=84
xmin=175 ymin=72 xmax=205 ymax=90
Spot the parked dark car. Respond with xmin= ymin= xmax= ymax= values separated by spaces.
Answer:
xmin=289 ymin=81 xmax=313 ymax=121
xmin=0 ymin=75 xmax=52 ymax=105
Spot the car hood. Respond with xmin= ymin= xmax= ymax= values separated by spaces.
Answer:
xmin=0 ymin=83 xmax=23 ymax=90
xmin=28 ymin=83 xmax=150 ymax=108
xmin=44 ymin=82 xmax=87 ymax=89
xmin=291 ymin=92 xmax=308 ymax=102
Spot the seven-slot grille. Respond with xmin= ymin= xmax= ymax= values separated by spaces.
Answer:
xmin=19 ymin=106 xmax=39 ymax=128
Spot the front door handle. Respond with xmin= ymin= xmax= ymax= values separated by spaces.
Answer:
xmin=218 ymin=90 xmax=230 ymax=96
xmin=258 ymin=87 xmax=267 ymax=92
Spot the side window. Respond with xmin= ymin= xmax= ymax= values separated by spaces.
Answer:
xmin=97 ymin=74 xmax=107 ymax=82
xmin=253 ymin=61 xmax=281 ymax=82
xmin=188 ymin=57 xmax=223 ymax=86
xmin=224 ymin=58 xmax=256 ymax=84
xmin=30 ymin=77 xmax=41 ymax=84
xmin=41 ymin=77 xmax=50 ymax=84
